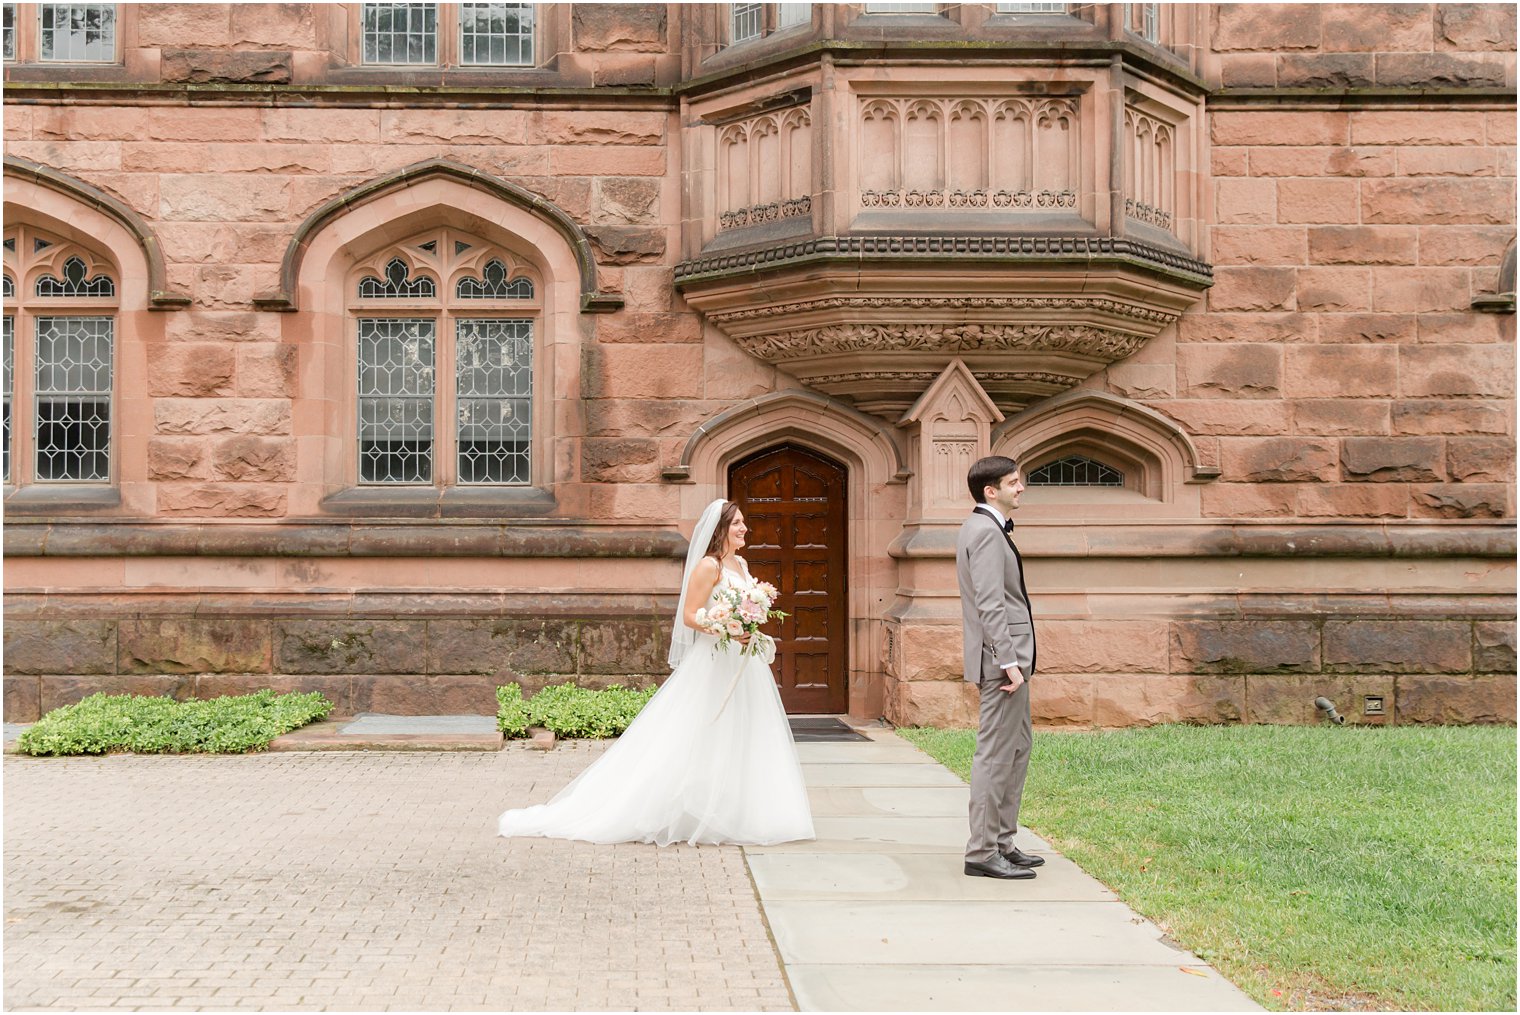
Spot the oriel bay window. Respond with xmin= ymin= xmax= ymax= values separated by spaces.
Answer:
xmin=350 ymin=230 xmax=538 ymax=487
xmin=2 ymin=225 xmax=117 ymax=488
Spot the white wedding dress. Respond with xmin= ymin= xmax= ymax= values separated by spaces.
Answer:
xmin=498 ymin=564 xmax=815 ymax=847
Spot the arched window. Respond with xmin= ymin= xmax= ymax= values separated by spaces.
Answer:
xmin=1027 ymin=454 xmax=1124 ymax=487
xmin=2 ymin=225 xmax=118 ymax=487
xmin=347 ymin=228 xmax=539 ymax=487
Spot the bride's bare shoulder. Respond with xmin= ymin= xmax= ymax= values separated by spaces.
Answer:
xmin=691 ymin=555 xmax=721 ymax=578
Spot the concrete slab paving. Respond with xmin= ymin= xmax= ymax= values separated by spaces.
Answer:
xmin=748 ymin=816 xmax=1053 ymax=854
xmin=341 ymin=713 xmax=499 ymax=734
xmin=783 ymin=963 xmax=1260 ymax=1012
xmin=797 ymin=762 xmax=968 ymax=787
xmin=746 ymin=852 xmax=1115 ymax=902
xmin=806 ymin=786 xmax=975 ymax=817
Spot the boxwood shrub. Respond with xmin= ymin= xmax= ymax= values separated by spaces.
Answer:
xmin=497 ymin=681 xmax=657 ymax=739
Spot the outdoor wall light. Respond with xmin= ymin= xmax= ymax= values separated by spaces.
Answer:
xmin=1314 ymin=696 xmax=1345 ymax=725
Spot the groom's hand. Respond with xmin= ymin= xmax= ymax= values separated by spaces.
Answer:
xmin=1000 ymin=665 xmax=1024 ymax=694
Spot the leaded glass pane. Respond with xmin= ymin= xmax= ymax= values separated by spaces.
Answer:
xmin=34 ymin=316 xmax=112 ymax=482
xmin=459 ymin=2 xmax=534 ymax=66
xmin=358 ymin=318 xmax=435 ymax=484
xmin=3 ymin=316 xmax=12 ymax=482
xmin=39 ymin=3 xmax=116 ymax=62
xmin=361 ymin=2 xmax=437 ymax=65
xmin=456 ymin=318 xmax=531 ymax=484
xmin=358 ymin=258 xmax=436 ymax=299
xmin=731 ymin=2 xmax=762 ymax=42
xmin=1026 ymin=455 xmax=1124 ymax=487
xmin=456 ymin=259 xmax=533 ymax=299
xmin=2 ymin=275 xmax=13 ymax=299
xmin=3 ymin=4 xmax=17 ymax=61
xmin=776 ymin=3 xmax=811 ymax=28
xmin=35 ymin=256 xmax=115 ymax=298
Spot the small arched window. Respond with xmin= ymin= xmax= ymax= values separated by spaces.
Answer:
xmin=1027 ymin=454 xmax=1124 ymax=487
xmin=348 ymin=228 xmax=539 ymax=487
xmin=3 ymin=226 xmax=118 ymax=487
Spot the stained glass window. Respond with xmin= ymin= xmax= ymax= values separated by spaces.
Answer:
xmin=39 ymin=3 xmax=116 ymax=62
xmin=1026 ymin=455 xmax=1124 ymax=487
xmin=34 ymin=316 xmax=112 ymax=481
xmin=456 ymin=259 xmax=532 ymax=300
xmin=459 ymin=2 xmax=534 ymax=66
xmin=358 ymin=318 xmax=435 ymax=484
xmin=361 ymin=2 xmax=438 ymax=65
xmin=35 ymin=256 xmax=115 ymax=298
xmin=2 ymin=275 xmax=13 ymax=299
xmin=358 ymin=258 xmax=436 ymax=299
xmin=456 ymin=319 xmax=531 ymax=484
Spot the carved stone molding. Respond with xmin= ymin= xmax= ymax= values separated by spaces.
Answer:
xmin=709 ymin=295 xmax=1176 ymax=327
xmin=735 ymin=323 xmax=1148 ymax=362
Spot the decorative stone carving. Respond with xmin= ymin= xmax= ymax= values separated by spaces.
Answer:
xmin=717 ymin=106 xmax=813 ymax=231
xmin=899 ymin=360 xmax=1004 ymax=524
xmin=1124 ymin=105 xmax=1176 ymax=234
xmin=735 ymin=323 xmax=1147 ymax=361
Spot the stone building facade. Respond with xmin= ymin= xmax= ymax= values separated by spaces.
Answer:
xmin=3 ymin=2 xmax=1515 ymax=726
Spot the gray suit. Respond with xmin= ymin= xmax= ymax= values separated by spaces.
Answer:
xmin=956 ymin=506 xmax=1037 ymax=864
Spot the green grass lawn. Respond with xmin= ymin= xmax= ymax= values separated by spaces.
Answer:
xmin=899 ymin=724 xmax=1516 ymax=1012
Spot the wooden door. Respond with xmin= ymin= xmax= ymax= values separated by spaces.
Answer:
xmin=729 ymin=445 xmax=848 ymax=714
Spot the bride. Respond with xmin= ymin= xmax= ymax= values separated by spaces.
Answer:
xmin=498 ymin=499 xmax=815 ymax=846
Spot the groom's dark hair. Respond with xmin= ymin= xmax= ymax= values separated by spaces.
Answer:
xmin=967 ymin=456 xmax=1019 ymax=503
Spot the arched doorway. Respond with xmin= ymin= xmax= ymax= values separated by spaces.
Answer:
xmin=728 ymin=444 xmax=848 ymax=714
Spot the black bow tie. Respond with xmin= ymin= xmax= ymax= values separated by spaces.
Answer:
xmin=1001 ymin=518 xmax=1015 ymax=534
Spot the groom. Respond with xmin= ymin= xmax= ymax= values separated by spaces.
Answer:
xmin=957 ymin=455 xmax=1042 ymax=880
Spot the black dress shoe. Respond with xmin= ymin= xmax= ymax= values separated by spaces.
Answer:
xmin=964 ymin=855 xmax=1037 ymax=879
xmin=1001 ymin=846 xmax=1046 ymax=868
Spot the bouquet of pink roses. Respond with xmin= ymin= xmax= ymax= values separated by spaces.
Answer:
xmin=693 ymin=575 xmax=787 ymax=660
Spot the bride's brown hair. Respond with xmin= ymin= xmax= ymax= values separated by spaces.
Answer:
xmin=703 ymin=501 xmax=743 ymax=559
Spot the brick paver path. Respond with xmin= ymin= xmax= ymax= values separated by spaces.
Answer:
xmin=4 ymin=746 xmax=795 ymax=1012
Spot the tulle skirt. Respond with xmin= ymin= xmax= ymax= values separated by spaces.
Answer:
xmin=497 ymin=633 xmax=815 ymax=846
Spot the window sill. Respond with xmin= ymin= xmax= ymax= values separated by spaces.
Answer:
xmin=319 ymin=485 xmax=557 ymax=519
xmin=3 ymin=484 xmax=121 ymax=515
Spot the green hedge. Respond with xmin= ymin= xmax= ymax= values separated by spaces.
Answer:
xmin=497 ymin=681 xmax=657 ymax=739
xmin=15 ymin=690 xmax=332 ymax=757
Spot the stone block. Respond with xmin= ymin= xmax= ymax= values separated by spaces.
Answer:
xmin=1412 ymin=483 xmax=1510 ymax=518
xmin=1211 ymin=146 xmax=1251 ymax=175
xmin=1219 ymin=53 xmax=1278 ymax=87
xmin=1103 ymin=361 xmax=1174 ymax=400
xmin=1340 ymin=436 xmax=1444 ymax=482
xmin=161 ymin=49 xmax=292 ymax=84
xmin=586 ymin=344 xmax=704 ymax=399
xmin=1291 ymin=399 xmax=1390 ymax=436
xmin=275 ymin=620 xmax=429 ymax=675
xmin=581 ymin=437 xmax=660 ymax=483
xmin=1211 ymin=226 xmax=1307 ymax=266
xmin=595 ymin=312 xmax=703 ymax=344
xmin=165 ymin=311 xmax=280 ymax=344
xmin=1285 ymin=345 xmax=1398 ymax=398
xmin=1352 ymin=111 xmax=1489 ymax=147
xmin=540 ymin=111 xmax=666 ymax=146
xmin=155 ymin=399 xmax=291 ymax=436
xmin=426 ymin=619 xmax=579 ymax=676
xmin=1200 ymin=482 xmax=1297 ymax=518
xmin=136 ymin=4 xmax=231 ymax=47
xmin=1399 ymin=147 xmax=1514 ymax=178
xmin=896 ymin=624 xmax=966 ymax=683
xmin=3 ymin=140 xmax=121 ymax=172
xmin=4 ymin=676 xmax=41 ymax=722
xmin=1092 ymin=675 xmax=1246 ymax=727
xmin=578 ymin=620 xmax=667 ymax=675
xmin=572 ymin=4 xmax=667 ymax=51
xmin=4 ymin=620 xmax=116 ymax=676
xmin=1247 ymin=146 xmax=1395 ymax=178
xmin=1297 ymin=483 xmax=1411 ymax=518
xmin=1436 ymin=3 xmax=1517 ymax=49
xmin=1324 ymin=620 xmax=1471 ymax=674
xmin=1392 ymin=399 xmax=1510 ymax=435
xmin=39 ymin=675 xmax=194 ymax=714
xmin=1447 ymin=437 xmax=1516 ymax=482
xmin=1207 ymin=268 xmax=1296 ymax=313
xmin=1214 ymin=112 xmax=1348 ymax=147
xmin=585 ymin=398 xmax=723 ymax=438
xmin=157 ymin=483 xmax=287 ymax=517
xmin=1277 ymin=53 xmax=1376 ymax=87
xmin=160 ymin=173 xmax=292 ymax=222
xmin=1395 ymin=674 xmax=1516 ymax=724
xmin=1323 ymin=3 xmax=1431 ymax=51
xmin=1296 ymin=267 xmax=1371 ymax=312
xmin=1307 ymin=226 xmax=1417 ymax=266
xmin=1316 ymin=314 xmax=1416 ymax=344
xmin=147 ymin=437 xmax=211 ymax=481
xmin=623 ymin=266 xmax=677 ymax=312
xmin=378 ymin=109 xmax=534 ymax=145
xmin=1221 ymin=437 xmax=1338 ymax=482
xmin=1475 ymin=622 xmax=1517 ymax=674
xmin=194 ymin=674 xmax=354 ymax=715
xmin=1212 ymin=5 xmax=1322 ymax=51
xmin=1415 ymin=313 xmax=1508 ymax=344
xmin=1488 ymin=111 xmax=1517 ymax=145
xmin=118 ymin=618 xmax=271 ymax=674
xmin=1245 ymin=674 xmax=1396 ymax=725
xmin=1157 ymin=400 xmax=1291 ymax=436
xmin=886 ymin=677 xmax=978 ymax=728
xmin=350 ymin=675 xmax=501 ymax=715
xmin=1400 ymin=345 xmax=1515 ymax=397
xmin=1036 ymin=621 xmax=1169 ymax=674
xmin=1170 ymin=620 xmax=1320 ymax=674
xmin=1277 ymin=179 xmax=1359 ymax=225
xmin=1377 ymin=52 xmax=1511 ymax=88
xmin=1176 ymin=343 xmax=1282 ymax=397
xmin=1213 ymin=177 xmax=1277 ymax=224
xmin=1418 ymin=227 xmax=1516 ymax=268
xmin=1029 ymin=673 xmax=1094 ymax=726
xmin=262 ymin=109 xmax=382 ymax=144
xmin=1177 ymin=311 xmax=1318 ymax=344
xmin=210 ymin=435 xmax=297 ymax=482
xmin=592 ymin=177 xmax=662 ymax=225
xmin=585 ymin=225 xmax=667 ymax=264
xmin=1371 ymin=267 xmax=1473 ymax=313
xmin=235 ymin=344 xmax=299 ymax=398
xmin=594 ymin=57 xmax=659 ymax=87
xmin=229 ymin=3 xmax=320 ymax=48
xmin=1362 ymin=179 xmax=1514 ymax=225
xmin=146 ymin=344 xmax=235 ymax=397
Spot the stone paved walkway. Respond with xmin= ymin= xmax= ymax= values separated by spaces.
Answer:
xmin=3 ymin=747 xmax=794 ymax=1012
